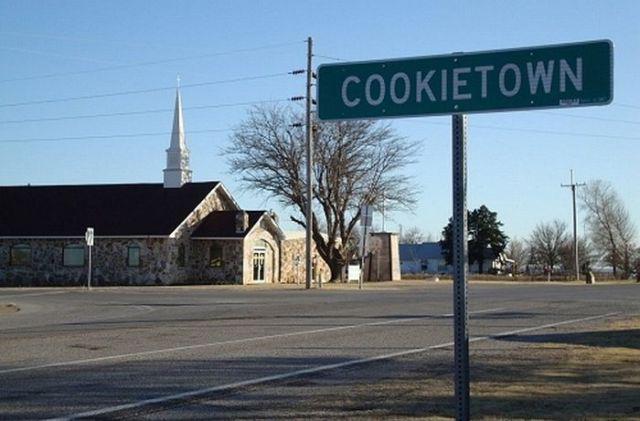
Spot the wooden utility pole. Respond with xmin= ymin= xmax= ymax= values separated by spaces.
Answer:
xmin=305 ymin=36 xmax=314 ymax=290
xmin=561 ymin=169 xmax=586 ymax=281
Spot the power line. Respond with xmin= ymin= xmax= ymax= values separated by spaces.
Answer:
xmin=313 ymin=53 xmax=345 ymax=61
xmin=404 ymin=120 xmax=640 ymax=140
xmin=0 ymin=98 xmax=288 ymax=125
xmin=0 ymin=40 xmax=303 ymax=84
xmin=0 ymin=29 xmax=212 ymax=52
xmin=0 ymin=46 xmax=118 ymax=65
xmin=7 ymin=115 xmax=639 ymax=144
xmin=0 ymin=72 xmax=290 ymax=108
xmin=0 ymin=128 xmax=232 ymax=144
xmin=612 ymin=102 xmax=640 ymax=110
xmin=534 ymin=110 xmax=640 ymax=125
xmin=468 ymin=123 xmax=640 ymax=140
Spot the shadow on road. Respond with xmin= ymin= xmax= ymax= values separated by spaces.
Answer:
xmin=500 ymin=327 xmax=640 ymax=350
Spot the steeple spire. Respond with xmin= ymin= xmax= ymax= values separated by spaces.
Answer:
xmin=163 ymin=87 xmax=192 ymax=188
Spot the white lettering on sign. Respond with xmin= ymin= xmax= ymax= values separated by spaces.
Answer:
xmin=440 ymin=69 xmax=448 ymax=101
xmin=416 ymin=70 xmax=436 ymax=102
xmin=527 ymin=60 xmax=555 ymax=94
xmin=365 ymin=74 xmax=385 ymax=106
xmin=337 ymin=57 xmax=588 ymax=109
xmin=452 ymin=67 xmax=471 ymax=100
xmin=560 ymin=57 xmax=583 ymax=92
xmin=498 ymin=63 xmax=521 ymax=97
xmin=474 ymin=65 xmax=494 ymax=98
xmin=390 ymin=72 xmax=411 ymax=104
xmin=341 ymin=76 xmax=361 ymax=107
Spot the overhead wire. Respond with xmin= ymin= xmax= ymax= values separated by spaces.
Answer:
xmin=533 ymin=110 xmax=640 ymax=125
xmin=0 ymin=40 xmax=303 ymax=84
xmin=5 ymin=117 xmax=640 ymax=144
xmin=0 ymin=72 xmax=291 ymax=108
xmin=0 ymin=98 xmax=288 ymax=124
xmin=313 ymin=53 xmax=345 ymax=61
xmin=0 ymin=128 xmax=232 ymax=144
xmin=404 ymin=119 xmax=640 ymax=141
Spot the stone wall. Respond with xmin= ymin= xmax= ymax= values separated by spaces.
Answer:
xmin=162 ymin=186 xmax=238 ymax=284
xmin=0 ymin=185 xmax=238 ymax=286
xmin=280 ymin=237 xmax=330 ymax=284
xmin=189 ymin=239 xmax=244 ymax=284
xmin=0 ymin=238 xmax=170 ymax=286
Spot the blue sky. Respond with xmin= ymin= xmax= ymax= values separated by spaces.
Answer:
xmin=0 ymin=0 xmax=638 ymax=241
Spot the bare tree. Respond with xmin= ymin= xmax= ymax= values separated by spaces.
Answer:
xmin=400 ymin=226 xmax=426 ymax=244
xmin=580 ymin=180 xmax=637 ymax=277
xmin=505 ymin=237 xmax=528 ymax=274
xmin=529 ymin=220 xmax=569 ymax=272
xmin=225 ymin=105 xmax=418 ymax=282
xmin=559 ymin=237 xmax=594 ymax=273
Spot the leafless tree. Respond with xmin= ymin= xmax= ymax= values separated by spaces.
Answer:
xmin=400 ymin=226 xmax=427 ymax=244
xmin=528 ymin=220 xmax=569 ymax=272
xmin=559 ymin=237 xmax=594 ymax=273
xmin=225 ymin=105 xmax=418 ymax=281
xmin=505 ymin=237 xmax=528 ymax=274
xmin=580 ymin=180 xmax=637 ymax=278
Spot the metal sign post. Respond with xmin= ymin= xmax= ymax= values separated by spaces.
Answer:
xmin=452 ymin=115 xmax=470 ymax=420
xmin=85 ymin=227 xmax=94 ymax=290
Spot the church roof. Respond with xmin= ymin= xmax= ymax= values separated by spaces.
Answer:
xmin=0 ymin=181 xmax=219 ymax=237
xmin=191 ymin=211 xmax=266 ymax=238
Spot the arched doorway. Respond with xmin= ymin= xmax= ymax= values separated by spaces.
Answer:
xmin=251 ymin=239 xmax=277 ymax=283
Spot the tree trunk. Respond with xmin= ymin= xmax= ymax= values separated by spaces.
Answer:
xmin=478 ymin=259 xmax=484 ymax=274
xmin=328 ymin=259 xmax=343 ymax=283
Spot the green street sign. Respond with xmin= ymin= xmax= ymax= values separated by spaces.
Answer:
xmin=317 ymin=40 xmax=613 ymax=120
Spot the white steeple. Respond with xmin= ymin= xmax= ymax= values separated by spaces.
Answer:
xmin=163 ymin=86 xmax=192 ymax=188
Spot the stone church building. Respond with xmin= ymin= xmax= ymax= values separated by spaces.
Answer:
xmin=0 ymin=89 xmax=325 ymax=286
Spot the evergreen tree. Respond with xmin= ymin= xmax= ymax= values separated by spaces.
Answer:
xmin=440 ymin=205 xmax=508 ymax=273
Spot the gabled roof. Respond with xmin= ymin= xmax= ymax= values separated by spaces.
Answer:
xmin=0 ymin=182 xmax=219 ymax=237
xmin=191 ymin=211 xmax=265 ymax=238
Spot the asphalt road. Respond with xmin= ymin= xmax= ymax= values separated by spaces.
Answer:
xmin=0 ymin=281 xmax=638 ymax=420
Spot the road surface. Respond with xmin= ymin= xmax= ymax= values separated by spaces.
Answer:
xmin=0 ymin=281 xmax=637 ymax=419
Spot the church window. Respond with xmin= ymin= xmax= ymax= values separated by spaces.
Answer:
xmin=10 ymin=244 xmax=31 ymax=266
xmin=209 ymin=244 xmax=223 ymax=267
xmin=63 ymin=244 xmax=85 ymax=267
xmin=127 ymin=246 xmax=141 ymax=267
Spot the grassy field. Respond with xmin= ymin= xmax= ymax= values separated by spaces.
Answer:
xmin=238 ymin=316 xmax=640 ymax=419
xmin=340 ymin=316 xmax=640 ymax=419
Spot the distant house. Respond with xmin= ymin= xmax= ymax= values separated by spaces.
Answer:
xmin=399 ymin=242 xmax=511 ymax=274
xmin=0 ymin=89 xmax=328 ymax=287
xmin=400 ymin=242 xmax=449 ymax=274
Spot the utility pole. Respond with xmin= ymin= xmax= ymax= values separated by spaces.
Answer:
xmin=305 ymin=36 xmax=314 ymax=290
xmin=561 ymin=169 xmax=586 ymax=282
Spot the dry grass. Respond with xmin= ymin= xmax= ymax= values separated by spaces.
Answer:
xmin=466 ymin=318 xmax=640 ymax=420
xmin=274 ymin=316 xmax=640 ymax=420
xmin=0 ymin=303 xmax=19 ymax=315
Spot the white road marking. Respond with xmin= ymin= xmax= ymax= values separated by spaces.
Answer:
xmin=49 ymin=311 xmax=619 ymax=421
xmin=0 ymin=307 xmax=505 ymax=375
